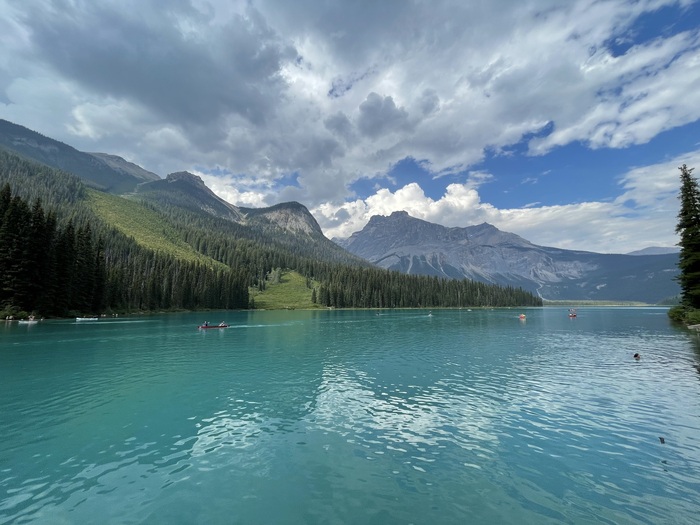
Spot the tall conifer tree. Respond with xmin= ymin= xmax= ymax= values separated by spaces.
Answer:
xmin=676 ymin=164 xmax=700 ymax=309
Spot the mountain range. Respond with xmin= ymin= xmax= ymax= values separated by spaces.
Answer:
xmin=335 ymin=211 xmax=679 ymax=303
xmin=0 ymin=118 xmax=680 ymax=304
xmin=0 ymin=118 xmax=359 ymax=266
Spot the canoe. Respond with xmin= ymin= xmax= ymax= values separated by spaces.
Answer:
xmin=198 ymin=324 xmax=228 ymax=329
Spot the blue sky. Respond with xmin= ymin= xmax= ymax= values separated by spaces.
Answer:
xmin=1 ymin=0 xmax=699 ymax=253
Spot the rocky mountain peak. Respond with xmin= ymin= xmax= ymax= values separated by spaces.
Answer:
xmin=242 ymin=202 xmax=324 ymax=236
xmin=166 ymin=171 xmax=207 ymax=187
xmin=347 ymin=212 xmax=529 ymax=252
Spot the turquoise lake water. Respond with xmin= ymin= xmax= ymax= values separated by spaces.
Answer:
xmin=1 ymin=307 xmax=699 ymax=524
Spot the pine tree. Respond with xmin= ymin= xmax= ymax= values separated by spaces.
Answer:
xmin=675 ymin=164 xmax=700 ymax=309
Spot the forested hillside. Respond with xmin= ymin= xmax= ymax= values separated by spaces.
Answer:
xmin=0 ymin=149 xmax=249 ymax=316
xmin=0 ymin=149 xmax=542 ymax=317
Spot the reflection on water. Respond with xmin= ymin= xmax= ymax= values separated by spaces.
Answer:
xmin=1 ymin=308 xmax=699 ymax=524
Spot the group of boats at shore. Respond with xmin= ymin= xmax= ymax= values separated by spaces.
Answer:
xmin=6 ymin=314 xmax=115 ymax=323
xmin=7 ymin=314 xmax=228 ymax=328
xmin=8 ymin=309 xmax=581 ymax=328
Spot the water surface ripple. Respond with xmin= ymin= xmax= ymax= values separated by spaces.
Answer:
xmin=1 ymin=308 xmax=699 ymax=524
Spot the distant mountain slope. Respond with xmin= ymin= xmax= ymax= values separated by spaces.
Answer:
xmin=0 ymin=119 xmax=146 ymax=194
xmin=88 ymin=152 xmax=160 ymax=184
xmin=133 ymin=171 xmax=245 ymax=222
xmin=335 ymin=211 xmax=680 ymax=303
xmin=627 ymin=246 xmax=679 ymax=256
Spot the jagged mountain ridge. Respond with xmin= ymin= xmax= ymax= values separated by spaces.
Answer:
xmin=134 ymin=171 xmax=326 ymax=239
xmin=335 ymin=211 xmax=680 ymax=303
xmin=131 ymin=170 xmax=362 ymax=265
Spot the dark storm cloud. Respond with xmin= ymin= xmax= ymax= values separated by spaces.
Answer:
xmin=323 ymin=111 xmax=355 ymax=143
xmin=287 ymin=136 xmax=344 ymax=173
xmin=20 ymin=0 xmax=295 ymax=128
xmin=357 ymin=92 xmax=410 ymax=138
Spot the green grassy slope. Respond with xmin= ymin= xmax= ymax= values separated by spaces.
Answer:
xmin=250 ymin=271 xmax=321 ymax=310
xmin=88 ymin=189 xmax=223 ymax=267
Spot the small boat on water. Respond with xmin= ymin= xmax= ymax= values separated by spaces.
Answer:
xmin=198 ymin=323 xmax=229 ymax=329
xmin=76 ymin=317 xmax=99 ymax=321
xmin=18 ymin=319 xmax=38 ymax=325
xmin=568 ymin=308 xmax=577 ymax=318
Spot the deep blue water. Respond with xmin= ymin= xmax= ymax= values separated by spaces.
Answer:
xmin=1 ymin=307 xmax=699 ymax=524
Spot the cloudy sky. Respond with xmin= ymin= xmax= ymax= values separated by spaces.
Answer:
xmin=2 ymin=0 xmax=699 ymax=253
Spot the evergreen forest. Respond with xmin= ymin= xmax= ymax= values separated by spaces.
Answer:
xmin=0 ymin=148 xmax=542 ymax=318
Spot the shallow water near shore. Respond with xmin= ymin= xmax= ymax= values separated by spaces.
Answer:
xmin=1 ymin=307 xmax=700 ymax=524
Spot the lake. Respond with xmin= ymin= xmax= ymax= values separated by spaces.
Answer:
xmin=1 ymin=307 xmax=699 ymax=524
